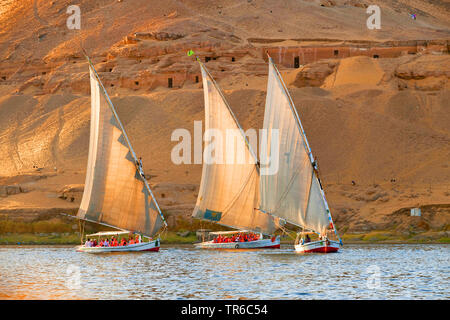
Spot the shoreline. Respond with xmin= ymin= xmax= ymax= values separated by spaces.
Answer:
xmin=0 ymin=232 xmax=448 ymax=245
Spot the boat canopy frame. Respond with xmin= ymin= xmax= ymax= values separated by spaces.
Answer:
xmin=209 ymin=230 xmax=259 ymax=235
xmin=86 ymin=231 xmax=131 ymax=237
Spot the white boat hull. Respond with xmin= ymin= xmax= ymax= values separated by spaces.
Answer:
xmin=76 ymin=239 xmax=160 ymax=253
xmin=294 ymin=239 xmax=340 ymax=253
xmin=195 ymin=236 xmax=280 ymax=249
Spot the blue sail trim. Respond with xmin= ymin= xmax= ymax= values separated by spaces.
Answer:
xmin=204 ymin=209 xmax=222 ymax=221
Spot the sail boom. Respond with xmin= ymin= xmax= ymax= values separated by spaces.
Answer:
xmin=257 ymin=207 xmax=309 ymax=231
xmin=60 ymin=212 xmax=130 ymax=233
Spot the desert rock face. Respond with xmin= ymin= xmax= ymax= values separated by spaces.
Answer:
xmin=0 ymin=0 xmax=449 ymax=235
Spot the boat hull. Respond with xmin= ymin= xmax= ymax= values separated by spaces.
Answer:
xmin=195 ymin=236 xmax=280 ymax=249
xmin=294 ymin=240 xmax=339 ymax=253
xmin=76 ymin=239 xmax=160 ymax=253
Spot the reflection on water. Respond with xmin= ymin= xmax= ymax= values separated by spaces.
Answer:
xmin=0 ymin=244 xmax=448 ymax=299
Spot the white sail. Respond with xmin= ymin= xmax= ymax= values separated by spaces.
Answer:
xmin=259 ymin=58 xmax=332 ymax=235
xmin=77 ymin=61 xmax=166 ymax=237
xmin=192 ymin=63 xmax=279 ymax=235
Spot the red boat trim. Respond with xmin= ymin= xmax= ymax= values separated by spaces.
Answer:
xmin=142 ymin=246 xmax=160 ymax=252
xmin=300 ymin=246 xmax=339 ymax=253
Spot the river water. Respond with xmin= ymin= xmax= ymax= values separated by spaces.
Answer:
xmin=0 ymin=244 xmax=448 ymax=299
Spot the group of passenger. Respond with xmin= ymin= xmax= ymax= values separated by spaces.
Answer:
xmin=212 ymin=232 xmax=260 ymax=243
xmin=84 ymin=235 xmax=141 ymax=247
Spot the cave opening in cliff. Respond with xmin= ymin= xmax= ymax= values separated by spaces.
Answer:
xmin=334 ymin=50 xmax=339 ymax=56
xmin=135 ymin=81 xmax=139 ymax=86
xmin=373 ymin=54 xmax=379 ymax=58
xmin=231 ymin=57 xmax=235 ymax=62
xmin=168 ymin=78 xmax=173 ymax=88
xmin=294 ymin=56 xmax=300 ymax=68
xmin=205 ymin=57 xmax=211 ymax=62
xmin=195 ymin=76 xmax=199 ymax=83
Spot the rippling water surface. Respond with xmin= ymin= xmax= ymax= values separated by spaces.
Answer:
xmin=0 ymin=244 xmax=448 ymax=299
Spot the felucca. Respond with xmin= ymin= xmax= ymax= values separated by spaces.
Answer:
xmin=192 ymin=61 xmax=281 ymax=249
xmin=259 ymin=56 xmax=343 ymax=253
xmin=75 ymin=54 xmax=167 ymax=253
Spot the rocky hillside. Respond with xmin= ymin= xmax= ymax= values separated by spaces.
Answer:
xmin=0 ymin=0 xmax=449 ymax=238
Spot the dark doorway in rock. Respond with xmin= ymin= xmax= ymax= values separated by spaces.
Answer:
xmin=231 ymin=57 xmax=235 ymax=62
xmin=294 ymin=56 xmax=300 ymax=68
xmin=205 ymin=57 xmax=211 ymax=62
xmin=373 ymin=54 xmax=379 ymax=59
xmin=334 ymin=50 xmax=339 ymax=56
xmin=195 ymin=76 xmax=199 ymax=83
xmin=168 ymin=78 xmax=173 ymax=88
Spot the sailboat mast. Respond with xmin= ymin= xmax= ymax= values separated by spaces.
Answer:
xmin=268 ymin=56 xmax=339 ymax=238
xmin=84 ymin=54 xmax=167 ymax=228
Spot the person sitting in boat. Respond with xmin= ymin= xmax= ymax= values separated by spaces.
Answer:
xmin=120 ymin=238 xmax=127 ymax=246
xmin=103 ymin=239 xmax=110 ymax=247
xmin=110 ymin=237 xmax=117 ymax=247
xmin=129 ymin=236 xmax=135 ymax=245
xmin=305 ymin=234 xmax=311 ymax=243
xmin=135 ymin=235 xmax=140 ymax=244
xmin=84 ymin=238 xmax=92 ymax=247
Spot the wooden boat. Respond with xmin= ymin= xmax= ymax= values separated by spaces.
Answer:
xmin=192 ymin=61 xmax=282 ymax=249
xmin=74 ymin=54 xmax=167 ymax=253
xmin=259 ymin=56 xmax=343 ymax=253
xmin=194 ymin=230 xmax=280 ymax=249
